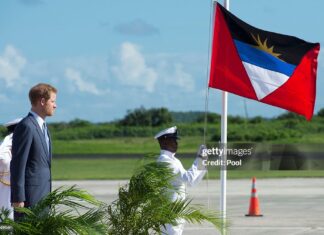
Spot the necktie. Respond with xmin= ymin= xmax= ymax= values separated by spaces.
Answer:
xmin=43 ymin=122 xmax=50 ymax=153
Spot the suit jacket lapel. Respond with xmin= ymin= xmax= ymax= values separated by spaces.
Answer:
xmin=28 ymin=114 xmax=50 ymax=161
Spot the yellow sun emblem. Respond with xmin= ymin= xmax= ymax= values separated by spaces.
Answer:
xmin=251 ymin=34 xmax=282 ymax=60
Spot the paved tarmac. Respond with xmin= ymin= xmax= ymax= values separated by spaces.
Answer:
xmin=53 ymin=178 xmax=324 ymax=235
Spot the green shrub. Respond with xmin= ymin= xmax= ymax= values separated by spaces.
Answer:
xmin=249 ymin=116 xmax=264 ymax=124
xmin=276 ymin=112 xmax=304 ymax=120
xmin=118 ymin=107 xmax=172 ymax=127
xmin=0 ymin=126 xmax=7 ymax=138
xmin=228 ymin=115 xmax=246 ymax=124
xmin=317 ymin=108 xmax=324 ymax=117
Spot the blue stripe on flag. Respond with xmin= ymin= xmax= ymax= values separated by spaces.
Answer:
xmin=234 ymin=40 xmax=296 ymax=77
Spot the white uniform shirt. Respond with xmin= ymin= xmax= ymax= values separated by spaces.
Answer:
xmin=157 ymin=150 xmax=206 ymax=235
xmin=0 ymin=133 xmax=14 ymax=220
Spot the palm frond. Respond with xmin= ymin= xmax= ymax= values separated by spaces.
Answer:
xmin=107 ymin=161 xmax=226 ymax=234
xmin=169 ymin=199 xmax=226 ymax=229
xmin=0 ymin=186 xmax=107 ymax=235
xmin=33 ymin=185 xmax=101 ymax=214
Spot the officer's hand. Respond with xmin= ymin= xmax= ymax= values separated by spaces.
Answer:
xmin=12 ymin=202 xmax=24 ymax=208
xmin=197 ymin=144 xmax=208 ymax=159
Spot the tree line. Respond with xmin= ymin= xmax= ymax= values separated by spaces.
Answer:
xmin=1 ymin=107 xmax=324 ymax=141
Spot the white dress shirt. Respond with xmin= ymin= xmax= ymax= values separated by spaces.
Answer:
xmin=30 ymin=110 xmax=45 ymax=130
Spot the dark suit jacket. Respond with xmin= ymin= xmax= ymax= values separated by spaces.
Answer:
xmin=10 ymin=113 xmax=52 ymax=207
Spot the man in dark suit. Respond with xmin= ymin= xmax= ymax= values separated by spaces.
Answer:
xmin=10 ymin=83 xmax=57 ymax=220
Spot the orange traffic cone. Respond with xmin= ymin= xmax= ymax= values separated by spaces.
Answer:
xmin=245 ymin=177 xmax=263 ymax=216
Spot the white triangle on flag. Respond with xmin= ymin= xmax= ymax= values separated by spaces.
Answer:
xmin=242 ymin=62 xmax=290 ymax=100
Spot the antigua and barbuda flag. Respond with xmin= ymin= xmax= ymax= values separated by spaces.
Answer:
xmin=209 ymin=3 xmax=320 ymax=120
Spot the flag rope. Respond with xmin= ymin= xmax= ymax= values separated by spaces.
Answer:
xmin=202 ymin=0 xmax=215 ymax=210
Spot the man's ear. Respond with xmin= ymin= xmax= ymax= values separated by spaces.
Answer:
xmin=40 ymin=98 xmax=46 ymax=106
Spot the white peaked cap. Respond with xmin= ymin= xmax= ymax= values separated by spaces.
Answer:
xmin=154 ymin=126 xmax=179 ymax=139
xmin=4 ymin=118 xmax=23 ymax=127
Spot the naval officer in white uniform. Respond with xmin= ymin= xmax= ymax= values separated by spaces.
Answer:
xmin=155 ymin=126 xmax=207 ymax=235
xmin=0 ymin=118 xmax=22 ymax=220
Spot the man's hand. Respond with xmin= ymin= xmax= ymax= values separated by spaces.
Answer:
xmin=12 ymin=202 xmax=24 ymax=208
xmin=196 ymin=144 xmax=208 ymax=159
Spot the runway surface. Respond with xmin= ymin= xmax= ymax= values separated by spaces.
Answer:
xmin=53 ymin=178 xmax=324 ymax=235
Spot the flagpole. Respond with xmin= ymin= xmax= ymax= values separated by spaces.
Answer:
xmin=220 ymin=0 xmax=229 ymax=233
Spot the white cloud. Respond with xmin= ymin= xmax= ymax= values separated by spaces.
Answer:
xmin=0 ymin=43 xmax=203 ymax=122
xmin=65 ymin=68 xmax=102 ymax=95
xmin=156 ymin=59 xmax=195 ymax=92
xmin=112 ymin=42 xmax=158 ymax=92
xmin=167 ymin=63 xmax=194 ymax=92
xmin=0 ymin=45 xmax=27 ymax=87
xmin=63 ymin=56 xmax=109 ymax=81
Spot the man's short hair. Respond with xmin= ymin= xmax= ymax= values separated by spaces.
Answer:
xmin=29 ymin=83 xmax=57 ymax=106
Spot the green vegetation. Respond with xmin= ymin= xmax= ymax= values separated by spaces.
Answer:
xmin=1 ymin=162 xmax=224 ymax=234
xmin=1 ymin=108 xmax=323 ymax=144
xmin=52 ymin=158 xmax=324 ymax=180
xmin=0 ymin=186 xmax=106 ymax=235
xmin=48 ymin=110 xmax=324 ymax=144
xmin=49 ymin=118 xmax=322 ymax=143
xmin=107 ymin=161 xmax=223 ymax=234
xmin=2 ymin=108 xmax=324 ymax=180
xmin=52 ymin=132 xmax=324 ymax=155
xmin=318 ymin=108 xmax=324 ymax=117
xmin=119 ymin=106 xmax=172 ymax=126
xmin=52 ymin=136 xmax=203 ymax=154
xmin=53 ymin=158 xmax=142 ymax=180
xmin=52 ymin=138 xmax=159 ymax=154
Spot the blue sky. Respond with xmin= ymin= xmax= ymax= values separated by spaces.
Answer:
xmin=0 ymin=0 xmax=323 ymax=123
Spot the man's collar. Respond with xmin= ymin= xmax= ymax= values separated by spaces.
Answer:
xmin=30 ymin=110 xmax=45 ymax=128
xmin=160 ymin=150 xmax=176 ymax=158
